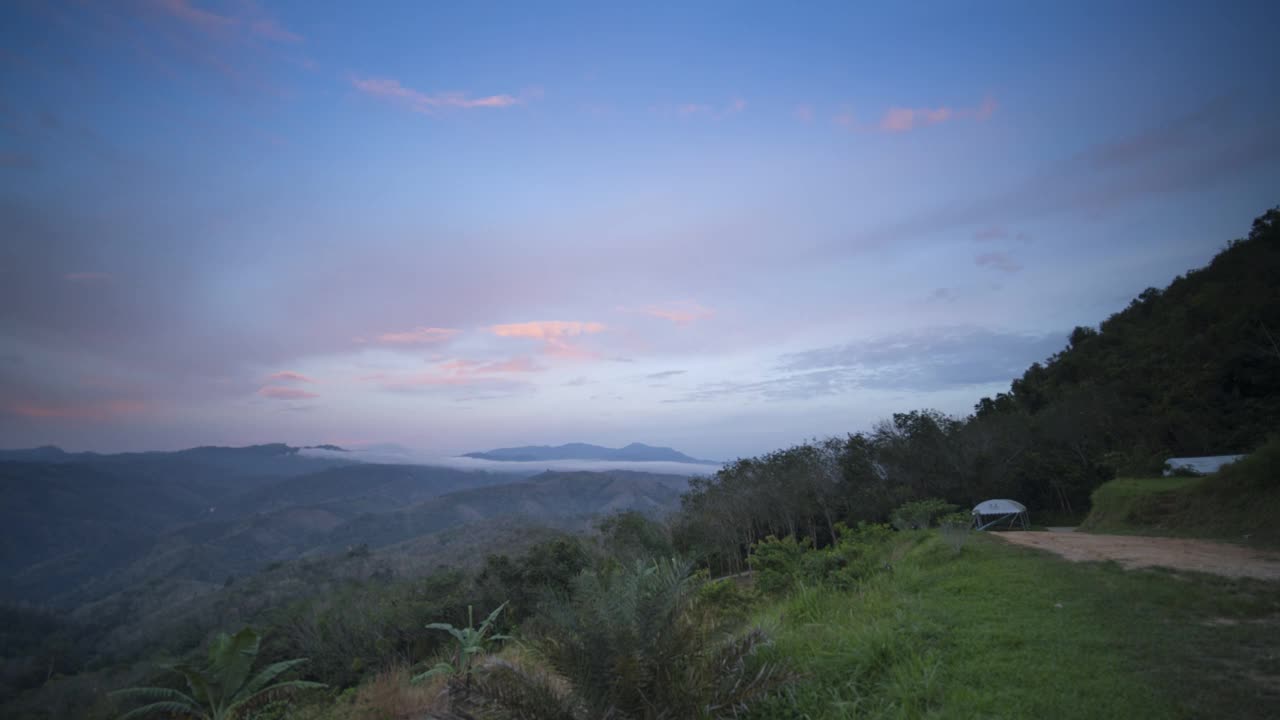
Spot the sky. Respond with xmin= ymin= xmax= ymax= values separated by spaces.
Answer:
xmin=2 ymin=0 xmax=1279 ymax=459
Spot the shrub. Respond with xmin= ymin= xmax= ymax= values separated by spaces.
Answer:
xmin=748 ymin=536 xmax=812 ymax=596
xmin=473 ymin=558 xmax=792 ymax=719
xmin=890 ymin=499 xmax=958 ymax=530
xmin=938 ymin=512 xmax=973 ymax=554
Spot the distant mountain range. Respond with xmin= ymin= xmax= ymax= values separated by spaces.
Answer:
xmin=462 ymin=442 xmax=718 ymax=464
xmin=0 ymin=442 xmax=693 ymax=612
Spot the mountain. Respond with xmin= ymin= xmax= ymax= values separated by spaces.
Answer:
xmin=463 ymin=442 xmax=718 ymax=464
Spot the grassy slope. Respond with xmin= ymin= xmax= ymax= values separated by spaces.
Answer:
xmin=1079 ymin=440 xmax=1280 ymax=547
xmin=751 ymin=533 xmax=1280 ymax=719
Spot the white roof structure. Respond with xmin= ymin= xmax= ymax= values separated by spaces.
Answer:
xmin=1164 ymin=455 xmax=1245 ymax=476
xmin=971 ymin=499 xmax=1029 ymax=530
xmin=972 ymin=499 xmax=1027 ymax=515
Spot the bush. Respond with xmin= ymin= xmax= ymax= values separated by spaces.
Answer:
xmin=748 ymin=536 xmax=813 ymax=595
xmin=938 ymin=512 xmax=973 ymax=554
xmin=890 ymin=499 xmax=958 ymax=530
xmin=472 ymin=558 xmax=792 ymax=719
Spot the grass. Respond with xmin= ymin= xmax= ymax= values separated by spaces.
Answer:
xmin=1079 ymin=437 xmax=1279 ymax=547
xmin=1080 ymin=474 xmax=1279 ymax=548
xmin=749 ymin=532 xmax=1280 ymax=719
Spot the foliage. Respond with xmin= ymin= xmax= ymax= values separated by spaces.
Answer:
xmin=1080 ymin=434 xmax=1280 ymax=547
xmin=110 ymin=628 xmax=324 ymax=720
xmin=595 ymin=511 xmax=675 ymax=564
xmin=412 ymin=603 xmax=510 ymax=683
xmin=938 ymin=512 xmax=973 ymax=553
xmin=749 ymin=533 xmax=1280 ymax=719
xmin=268 ymin=569 xmax=473 ymax=689
xmin=890 ymin=498 xmax=959 ymax=530
xmin=476 ymin=536 xmax=592 ymax=626
xmin=748 ymin=523 xmax=895 ymax=595
xmin=472 ymin=558 xmax=792 ymax=719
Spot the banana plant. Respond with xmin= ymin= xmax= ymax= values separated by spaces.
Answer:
xmin=413 ymin=602 xmax=511 ymax=683
xmin=111 ymin=627 xmax=324 ymax=720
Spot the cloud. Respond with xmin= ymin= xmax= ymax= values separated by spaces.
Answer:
xmin=257 ymin=385 xmax=319 ymax=400
xmin=373 ymin=356 xmax=540 ymax=392
xmin=490 ymin=321 xmax=607 ymax=359
xmin=780 ymin=326 xmax=1065 ymax=392
xmin=974 ymin=251 xmax=1022 ymax=273
xmin=352 ymin=76 xmax=522 ymax=114
xmin=656 ymin=99 xmax=747 ymax=119
xmin=646 ymin=370 xmax=686 ymax=379
xmin=64 ymin=272 xmax=112 ymax=282
xmin=375 ymin=326 xmax=459 ymax=344
xmin=267 ymin=371 xmax=316 ymax=383
xmin=0 ymin=152 xmax=35 ymax=169
xmin=148 ymin=0 xmax=235 ymax=31
xmin=665 ymin=327 xmax=1066 ymax=403
xmin=621 ymin=302 xmax=714 ymax=326
xmin=563 ymin=376 xmax=590 ymax=387
xmin=831 ymin=96 xmax=995 ymax=133
xmin=928 ymin=287 xmax=961 ymax=303
xmin=794 ymin=104 xmax=815 ymax=122
xmin=973 ymin=226 xmax=1009 ymax=242
xmin=148 ymin=0 xmax=301 ymax=42
xmin=7 ymin=399 xmax=147 ymax=420
xmin=490 ymin=321 xmax=606 ymax=339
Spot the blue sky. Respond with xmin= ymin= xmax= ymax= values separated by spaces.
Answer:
xmin=2 ymin=0 xmax=1278 ymax=458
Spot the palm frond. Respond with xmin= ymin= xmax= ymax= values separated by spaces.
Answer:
xmin=412 ymin=661 xmax=455 ymax=683
xmin=208 ymin=627 xmax=261 ymax=703
xmin=116 ymin=700 xmax=206 ymax=720
xmin=473 ymin=658 xmax=581 ymax=720
xmin=240 ymin=657 xmax=310 ymax=698
xmin=109 ymin=686 xmax=200 ymax=706
xmin=227 ymin=680 xmax=327 ymax=717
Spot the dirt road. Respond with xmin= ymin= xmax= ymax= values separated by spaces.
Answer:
xmin=993 ymin=531 xmax=1280 ymax=580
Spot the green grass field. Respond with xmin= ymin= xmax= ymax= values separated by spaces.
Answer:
xmin=749 ymin=533 xmax=1280 ymax=719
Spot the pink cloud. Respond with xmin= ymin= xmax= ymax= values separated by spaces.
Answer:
xmin=249 ymin=18 xmax=302 ymax=43
xmin=481 ymin=356 xmax=540 ymax=373
xmin=794 ymin=104 xmax=815 ymax=123
xmin=661 ymin=99 xmax=747 ymax=119
xmin=352 ymin=76 xmax=522 ymax=114
xmin=377 ymin=355 xmax=541 ymax=389
xmin=973 ymin=226 xmax=1009 ymax=242
xmin=8 ymin=400 xmax=147 ymax=420
xmin=974 ymin=251 xmax=1023 ymax=273
xmin=622 ymin=299 xmax=716 ymax=325
xmin=267 ymin=371 xmax=316 ymax=384
xmin=491 ymin=321 xmax=605 ymax=359
xmin=491 ymin=321 xmax=606 ymax=340
xmin=64 ymin=272 xmax=111 ymax=282
xmin=257 ymin=385 xmax=320 ymax=400
xmin=147 ymin=0 xmax=301 ymax=42
xmin=878 ymin=96 xmax=996 ymax=133
xmin=376 ymin=326 xmax=459 ymax=344
xmin=149 ymin=0 xmax=236 ymax=31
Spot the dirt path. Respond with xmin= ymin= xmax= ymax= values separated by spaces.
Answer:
xmin=993 ymin=531 xmax=1280 ymax=580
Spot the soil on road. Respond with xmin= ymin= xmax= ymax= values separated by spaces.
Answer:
xmin=992 ymin=531 xmax=1280 ymax=580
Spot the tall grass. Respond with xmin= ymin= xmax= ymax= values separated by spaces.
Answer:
xmin=748 ymin=533 xmax=1280 ymax=719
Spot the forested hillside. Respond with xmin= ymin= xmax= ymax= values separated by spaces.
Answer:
xmin=673 ymin=208 xmax=1280 ymax=572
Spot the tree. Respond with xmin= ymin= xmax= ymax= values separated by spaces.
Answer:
xmin=473 ymin=558 xmax=791 ymax=719
xmin=111 ymin=628 xmax=324 ymax=720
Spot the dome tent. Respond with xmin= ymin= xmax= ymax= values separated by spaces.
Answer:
xmin=972 ymin=499 xmax=1029 ymax=530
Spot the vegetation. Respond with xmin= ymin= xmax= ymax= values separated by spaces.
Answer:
xmin=471 ymin=558 xmax=791 ymax=720
xmin=3 ymin=207 xmax=1279 ymax=718
xmin=1080 ymin=435 xmax=1280 ymax=547
xmin=111 ymin=628 xmax=323 ymax=720
xmin=750 ymin=532 xmax=1280 ymax=719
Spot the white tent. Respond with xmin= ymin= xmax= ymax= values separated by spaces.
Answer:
xmin=972 ymin=499 xmax=1029 ymax=530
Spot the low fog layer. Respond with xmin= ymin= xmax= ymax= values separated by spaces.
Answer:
xmin=300 ymin=445 xmax=723 ymax=477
